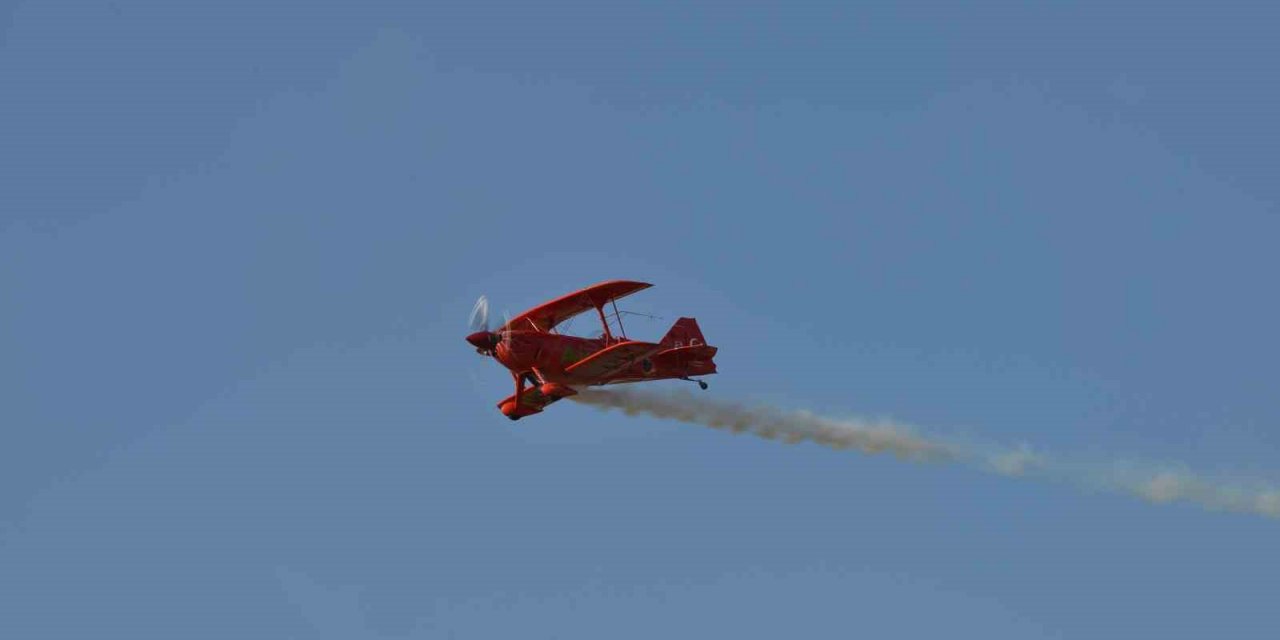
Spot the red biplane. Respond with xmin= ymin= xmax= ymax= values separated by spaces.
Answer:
xmin=465 ymin=280 xmax=717 ymax=420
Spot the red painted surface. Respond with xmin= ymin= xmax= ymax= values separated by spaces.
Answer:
xmin=468 ymin=280 xmax=718 ymax=420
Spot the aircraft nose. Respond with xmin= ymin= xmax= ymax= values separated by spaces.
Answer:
xmin=466 ymin=331 xmax=497 ymax=349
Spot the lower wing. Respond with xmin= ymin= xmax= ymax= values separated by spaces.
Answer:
xmin=564 ymin=341 xmax=662 ymax=382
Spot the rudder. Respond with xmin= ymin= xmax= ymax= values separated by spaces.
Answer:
xmin=660 ymin=317 xmax=707 ymax=349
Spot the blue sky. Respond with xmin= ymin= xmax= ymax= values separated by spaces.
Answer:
xmin=3 ymin=2 xmax=1278 ymax=638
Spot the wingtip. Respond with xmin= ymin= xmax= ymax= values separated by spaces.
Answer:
xmin=592 ymin=278 xmax=653 ymax=288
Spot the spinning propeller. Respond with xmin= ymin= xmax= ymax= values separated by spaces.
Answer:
xmin=465 ymin=295 xmax=512 ymax=356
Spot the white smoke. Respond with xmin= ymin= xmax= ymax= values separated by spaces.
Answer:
xmin=570 ymin=387 xmax=1280 ymax=520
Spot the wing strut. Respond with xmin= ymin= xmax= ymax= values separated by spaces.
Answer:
xmin=611 ymin=298 xmax=627 ymax=339
xmin=595 ymin=305 xmax=613 ymax=343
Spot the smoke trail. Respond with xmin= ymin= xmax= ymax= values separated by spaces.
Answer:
xmin=570 ymin=387 xmax=1280 ymax=520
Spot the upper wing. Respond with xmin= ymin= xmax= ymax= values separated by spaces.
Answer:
xmin=499 ymin=280 xmax=652 ymax=334
xmin=564 ymin=340 xmax=662 ymax=381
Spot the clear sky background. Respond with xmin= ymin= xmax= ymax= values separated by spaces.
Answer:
xmin=3 ymin=2 xmax=1279 ymax=638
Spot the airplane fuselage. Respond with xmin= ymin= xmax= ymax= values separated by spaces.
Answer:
xmin=493 ymin=331 xmax=606 ymax=382
xmin=491 ymin=329 xmax=714 ymax=388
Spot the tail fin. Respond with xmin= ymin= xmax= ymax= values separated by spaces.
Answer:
xmin=660 ymin=317 xmax=708 ymax=349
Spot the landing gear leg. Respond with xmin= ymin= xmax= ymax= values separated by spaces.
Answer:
xmin=679 ymin=376 xmax=709 ymax=390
